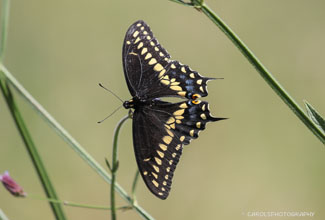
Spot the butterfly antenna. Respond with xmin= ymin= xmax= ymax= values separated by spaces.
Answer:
xmin=98 ymin=83 xmax=124 ymax=103
xmin=97 ymin=105 xmax=123 ymax=124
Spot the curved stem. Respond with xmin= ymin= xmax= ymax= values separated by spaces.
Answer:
xmin=131 ymin=170 xmax=140 ymax=205
xmin=196 ymin=1 xmax=324 ymax=144
xmin=0 ymin=0 xmax=10 ymax=61
xmin=110 ymin=115 xmax=130 ymax=220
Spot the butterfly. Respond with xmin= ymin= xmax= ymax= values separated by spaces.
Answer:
xmin=122 ymin=20 xmax=224 ymax=199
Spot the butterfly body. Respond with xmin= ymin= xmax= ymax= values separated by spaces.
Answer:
xmin=122 ymin=20 xmax=224 ymax=199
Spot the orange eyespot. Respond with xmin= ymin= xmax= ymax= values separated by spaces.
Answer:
xmin=191 ymin=93 xmax=201 ymax=100
xmin=192 ymin=100 xmax=201 ymax=105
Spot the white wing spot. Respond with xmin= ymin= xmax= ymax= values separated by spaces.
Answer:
xmin=152 ymin=172 xmax=158 ymax=179
xmin=133 ymin=31 xmax=139 ymax=38
xmin=163 ymin=136 xmax=172 ymax=145
xmin=149 ymin=58 xmax=157 ymax=65
xmin=165 ymin=128 xmax=174 ymax=137
xmin=200 ymin=113 xmax=207 ymax=120
xmin=158 ymin=69 xmax=166 ymax=78
xmin=137 ymin=42 xmax=144 ymax=49
xmin=153 ymin=164 xmax=160 ymax=173
xmin=141 ymin=47 xmax=148 ymax=55
xmin=173 ymin=109 xmax=185 ymax=116
xmin=144 ymin=53 xmax=152 ymax=60
xmin=155 ymin=157 xmax=162 ymax=165
xmin=166 ymin=117 xmax=175 ymax=124
xmin=134 ymin=37 xmax=140 ymax=44
xmin=170 ymin=86 xmax=182 ymax=91
xmin=159 ymin=143 xmax=168 ymax=151
xmin=153 ymin=63 xmax=164 ymax=72
xmin=179 ymin=103 xmax=188 ymax=109
xmin=157 ymin=150 xmax=165 ymax=158
xmin=152 ymin=180 xmax=159 ymax=187
xmin=161 ymin=79 xmax=170 ymax=86
xmin=178 ymin=91 xmax=186 ymax=97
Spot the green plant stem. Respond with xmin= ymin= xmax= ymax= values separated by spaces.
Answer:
xmin=194 ymin=1 xmax=324 ymax=144
xmin=28 ymin=195 xmax=131 ymax=211
xmin=0 ymin=79 xmax=66 ymax=220
xmin=0 ymin=0 xmax=10 ymax=61
xmin=110 ymin=115 xmax=130 ymax=220
xmin=0 ymin=209 xmax=9 ymax=220
xmin=131 ymin=170 xmax=140 ymax=205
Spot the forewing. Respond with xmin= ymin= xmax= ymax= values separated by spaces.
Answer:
xmin=132 ymin=100 xmax=222 ymax=199
xmin=122 ymin=20 xmax=170 ymax=96
xmin=122 ymin=20 xmax=212 ymax=99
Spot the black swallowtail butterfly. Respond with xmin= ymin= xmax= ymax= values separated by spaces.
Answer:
xmin=122 ymin=20 xmax=224 ymax=199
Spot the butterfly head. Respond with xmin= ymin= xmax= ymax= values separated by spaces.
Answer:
xmin=123 ymin=99 xmax=134 ymax=109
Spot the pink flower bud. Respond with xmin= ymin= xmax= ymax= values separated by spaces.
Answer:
xmin=0 ymin=171 xmax=26 ymax=197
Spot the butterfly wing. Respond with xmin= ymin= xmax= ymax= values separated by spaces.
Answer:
xmin=122 ymin=20 xmax=212 ymax=99
xmin=132 ymin=99 xmax=223 ymax=199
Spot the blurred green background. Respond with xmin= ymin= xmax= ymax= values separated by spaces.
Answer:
xmin=0 ymin=0 xmax=324 ymax=219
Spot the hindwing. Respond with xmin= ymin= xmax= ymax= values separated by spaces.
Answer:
xmin=132 ymin=100 xmax=222 ymax=199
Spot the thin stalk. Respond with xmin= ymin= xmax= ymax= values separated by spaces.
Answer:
xmin=0 ymin=209 xmax=9 ymax=220
xmin=110 ymin=115 xmax=129 ymax=220
xmin=0 ymin=65 xmax=155 ymax=220
xmin=28 ymin=195 xmax=131 ymax=211
xmin=0 ymin=80 xmax=66 ymax=219
xmin=131 ymin=170 xmax=140 ymax=205
xmin=194 ymin=1 xmax=324 ymax=144
xmin=0 ymin=0 xmax=10 ymax=61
